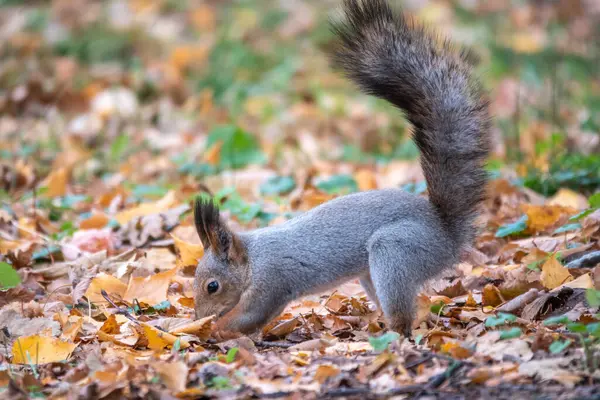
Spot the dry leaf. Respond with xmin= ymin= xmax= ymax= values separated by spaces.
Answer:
xmin=540 ymin=257 xmax=573 ymax=290
xmin=44 ymin=168 xmax=69 ymax=197
xmin=115 ymin=191 xmax=178 ymax=225
xmin=168 ymin=315 xmax=214 ymax=340
xmin=314 ymin=364 xmax=340 ymax=384
xmin=124 ymin=267 xmax=178 ymax=305
xmin=154 ymin=361 xmax=189 ymax=392
xmin=12 ymin=335 xmax=77 ymax=364
xmin=85 ymin=273 xmax=127 ymax=303
xmin=172 ymin=233 xmax=204 ymax=267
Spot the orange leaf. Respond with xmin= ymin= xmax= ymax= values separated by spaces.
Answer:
xmin=44 ymin=168 xmax=68 ymax=197
xmin=171 ymin=233 xmax=204 ymax=267
xmin=523 ymin=204 xmax=572 ymax=233
xmin=80 ymin=213 xmax=110 ymax=230
xmin=124 ymin=267 xmax=178 ymax=305
xmin=85 ymin=273 xmax=127 ymax=303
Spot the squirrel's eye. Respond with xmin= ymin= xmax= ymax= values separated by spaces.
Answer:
xmin=206 ymin=281 xmax=219 ymax=294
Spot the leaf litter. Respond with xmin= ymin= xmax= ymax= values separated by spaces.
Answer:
xmin=0 ymin=0 xmax=600 ymax=399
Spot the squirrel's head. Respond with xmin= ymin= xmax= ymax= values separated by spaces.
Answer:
xmin=192 ymin=198 xmax=249 ymax=321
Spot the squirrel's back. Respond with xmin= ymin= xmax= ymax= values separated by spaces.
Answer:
xmin=331 ymin=0 xmax=491 ymax=250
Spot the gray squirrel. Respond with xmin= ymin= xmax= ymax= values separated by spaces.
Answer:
xmin=192 ymin=0 xmax=491 ymax=338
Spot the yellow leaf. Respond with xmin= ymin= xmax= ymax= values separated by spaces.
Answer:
xmin=115 ymin=191 xmax=177 ymax=225
xmin=12 ymin=335 xmax=76 ymax=364
xmin=540 ymin=257 xmax=573 ymax=290
xmin=548 ymin=188 xmax=589 ymax=210
xmin=559 ymin=273 xmax=593 ymax=290
xmin=124 ymin=267 xmax=178 ymax=305
xmin=523 ymin=204 xmax=572 ymax=233
xmin=44 ymin=168 xmax=68 ymax=197
xmin=84 ymin=273 xmax=128 ymax=303
xmin=171 ymin=233 xmax=204 ymax=268
xmin=0 ymin=239 xmax=22 ymax=254
xmin=142 ymin=323 xmax=189 ymax=350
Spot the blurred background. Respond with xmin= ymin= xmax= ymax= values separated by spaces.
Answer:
xmin=0 ymin=0 xmax=599 ymax=229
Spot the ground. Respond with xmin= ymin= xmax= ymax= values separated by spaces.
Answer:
xmin=1 ymin=0 xmax=600 ymax=399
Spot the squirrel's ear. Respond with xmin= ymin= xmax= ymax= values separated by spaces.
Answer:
xmin=193 ymin=198 xmax=247 ymax=265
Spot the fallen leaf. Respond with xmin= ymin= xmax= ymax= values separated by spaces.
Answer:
xmin=168 ymin=315 xmax=214 ymax=340
xmin=154 ymin=361 xmax=189 ymax=392
xmin=142 ymin=323 xmax=189 ymax=350
xmin=44 ymin=168 xmax=68 ymax=197
xmin=314 ymin=364 xmax=340 ymax=384
xmin=12 ymin=335 xmax=76 ymax=364
xmin=85 ymin=273 xmax=127 ymax=303
xmin=523 ymin=204 xmax=573 ymax=233
xmin=115 ymin=191 xmax=178 ymax=225
xmin=172 ymin=233 xmax=204 ymax=267
xmin=124 ymin=267 xmax=178 ymax=305
xmin=540 ymin=257 xmax=573 ymax=290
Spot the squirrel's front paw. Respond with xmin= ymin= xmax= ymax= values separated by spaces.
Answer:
xmin=212 ymin=328 xmax=242 ymax=342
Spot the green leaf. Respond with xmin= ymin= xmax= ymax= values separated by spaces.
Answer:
xmin=430 ymin=301 xmax=445 ymax=315
xmin=206 ymin=125 xmax=265 ymax=170
xmin=586 ymin=288 xmax=600 ymax=307
xmin=543 ymin=315 xmax=569 ymax=326
xmin=570 ymin=209 xmax=595 ymax=221
xmin=553 ymin=223 xmax=581 ymax=234
xmin=586 ymin=322 xmax=600 ymax=337
xmin=589 ymin=193 xmax=600 ymax=208
xmin=32 ymin=245 xmax=61 ymax=261
xmin=152 ymin=300 xmax=171 ymax=311
xmin=499 ymin=327 xmax=522 ymax=340
xmin=209 ymin=376 xmax=232 ymax=390
xmin=549 ymin=339 xmax=572 ymax=354
xmin=495 ymin=215 xmax=528 ymax=238
xmin=485 ymin=312 xmax=517 ymax=327
xmin=369 ymin=332 xmax=400 ymax=352
xmin=0 ymin=262 xmax=21 ymax=289
xmin=110 ymin=133 xmax=130 ymax=162
xmin=225 ymin=347 xmax=239 ymax=363
xmin=260 ymin=176 xmax=296 ymax=196
xmin=567 ymin=322 xmax=587 ymax=333
xmin=316 ymin=174 xmax=358 ymax=195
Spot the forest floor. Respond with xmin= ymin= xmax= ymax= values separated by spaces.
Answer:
xmin=1 ymin=0 xmax=600 ymax=399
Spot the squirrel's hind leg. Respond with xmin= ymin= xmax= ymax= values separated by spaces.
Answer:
xmin=359 ymin=274 xmax=381 ymax=310
xmin=367 ymin=221 xmax=454 ymax=337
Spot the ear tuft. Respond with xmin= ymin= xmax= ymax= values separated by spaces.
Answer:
xmin=193 ymin=197 xmax=221 ymax=251
xmin=193 ymin=197 xmax=248 ymax=265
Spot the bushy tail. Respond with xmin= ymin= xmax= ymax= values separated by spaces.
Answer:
xmin=330 ymin=0 xmax=491 ymax=248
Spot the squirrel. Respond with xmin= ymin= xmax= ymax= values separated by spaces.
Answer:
xmin=192 ymin=0 xmax=491 ymax=338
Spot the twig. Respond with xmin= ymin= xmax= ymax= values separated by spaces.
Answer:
xmin=254 ymin=340 xmax=295 ymax=349
xmin=100 ymin=289 xmax=139 ymax=324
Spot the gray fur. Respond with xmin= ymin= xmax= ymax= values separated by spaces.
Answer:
xmin=193 ymin=0 xmax=491 ymax=336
